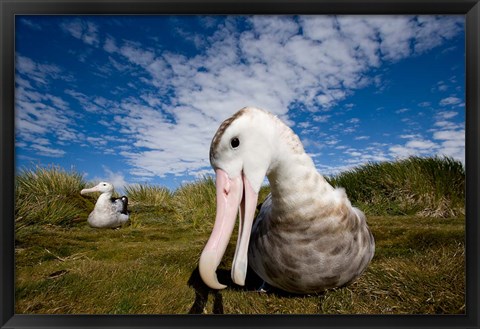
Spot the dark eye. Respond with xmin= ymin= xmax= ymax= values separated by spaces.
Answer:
xmin=230 ymin=137 xmax=240 ymax=149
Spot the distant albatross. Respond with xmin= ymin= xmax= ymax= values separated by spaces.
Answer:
xmin=199 ymin=106 xmax=375 ymax=294
xmin=80 ymin=182 xmax=129 ymax=228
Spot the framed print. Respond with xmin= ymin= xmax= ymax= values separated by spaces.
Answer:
xmin=1 ymin=1 xmax=479 ymax=329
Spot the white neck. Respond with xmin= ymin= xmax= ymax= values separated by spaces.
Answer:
xmin=266 ymin=122 xmax=335 ymax=221
xmin=95 ymin=192 xmax=113 ymax=209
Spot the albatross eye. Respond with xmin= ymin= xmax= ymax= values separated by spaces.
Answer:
xmin=230 ymin=137 xmax=240 ymax=149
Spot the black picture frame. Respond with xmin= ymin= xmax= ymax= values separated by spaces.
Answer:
xmin=1 ymin=1 xmax=479 ymax=328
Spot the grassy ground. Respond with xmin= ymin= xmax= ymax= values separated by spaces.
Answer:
xmin=15 ymin=215 xmax=465 ymax=314
xmin=14 ymin=157 xmax=466 ymax=314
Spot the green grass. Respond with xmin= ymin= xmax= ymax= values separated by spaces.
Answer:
xmin=326 ymin=156 xmax=465 ymax=218
xmin=14 ymin=157 xmax=466 ymax=314
xmin=124 ymin=184 xmax=175 ymax=227
xmin=170 ymin=176 xmax=217 ymax=232
xmin=15 ymin=165 xmax=92 ymax=229
xmin=15 ymin=216 xmax=465 ymax=314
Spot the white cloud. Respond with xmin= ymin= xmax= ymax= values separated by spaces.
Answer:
xmin=30 ymin=144 xmax=66 ymax=157
xmin=389 ymin=144 xmax=425 ymax=158
xmin=355 ymin=136 xmax=370 ymax=141
xmin=438 ymin=83 xmax=449 ymax=92
xmin=114 ymin=101 xmax=213 ymax=178
xmin=413 ymin=16 xmax=464 ymax=54
xmin=433 ymin=129 xmax=465 ymax=163
xmin=16 ymin=91 xmax=74 ymax=136
xmin=434 ymin=120 xmax=460 ymax=129
xmin=313 ymin=115 xmax=331 ymax=123
xmin=15 ymin=56 xmax=86 ymax=158
xmin=91 ymin=166 xmax=129 ymax=194
xmin=390 ymin=131 xmax=463 ymax=163
xmin=86 ymin=137 xmax=108 ymax=146
xmin=418 ymin=101 xmax=431 ymax=107
xmin=400 ymin=134 xmax=422 ymax=139
xmin=370 ymin=16 xmax=414 ymax=61
xmin=347 ymin=150 xmax=362 ymax=157
xmin=437 ymin=111 xmax=458 ymax=119
xmin=320 ymin=142 xmax=390 ymax=176
xmin=104 ymin=36 xmax=118 ymax=53
xmin=405 ymin=139 xmax=437 ymax=149
xmin=325 ymin=138 xmax=340 ymax=146
xmin=439 ymin=96 xmax=462 ymax=106
xmin=61 ymin=19 xmax=100 ymax=47
xmin=104 ymin=167 xmax=128 ymax=190
xmin=20 ymin=18 xmax=42 ymax=30
xmin=119 ymin=41 xmax=156 ymax=67
xmin=389 ymin=136 xmax=439 ymax=159
xmin=298 ymin=122 xmax=312 ymax=129
xmin=16 ymin=55 xmax=65 ymax=85
xmin=433 ymin=130 xmax=464 ymax=141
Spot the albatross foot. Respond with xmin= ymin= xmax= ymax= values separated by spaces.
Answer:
xmin=256 ymin=281 xmax=271 ymax=293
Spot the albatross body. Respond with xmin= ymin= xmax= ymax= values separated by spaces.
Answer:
xmin=199 ymin=107 xmax=375 ymax=294
xmin=81 ymin=182 xmax=129 ymax=228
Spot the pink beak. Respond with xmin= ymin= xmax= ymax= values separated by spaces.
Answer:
xmin=198 ymin=169 xmax=259 ymax=289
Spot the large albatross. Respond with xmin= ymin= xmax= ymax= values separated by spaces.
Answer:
xmin=199 ymin=107 xmax=375 ymax=294
xmin=80 ymin=182 xmax=129 ymax=228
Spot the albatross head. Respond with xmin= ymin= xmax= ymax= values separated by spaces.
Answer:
xmin=81 ymin=182 xmax=114 ymax=195
xmin=199 ymin=107 xmax=276 ymax=290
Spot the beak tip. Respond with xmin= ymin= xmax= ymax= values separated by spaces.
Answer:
xmin=232 ymin=261 xmax=247 ymax=287
xmin=199 ymin=250 xmax=228 ymax=290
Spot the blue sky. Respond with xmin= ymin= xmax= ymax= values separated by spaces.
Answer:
xmin=15 ymin=15 xmax=465 ymax=191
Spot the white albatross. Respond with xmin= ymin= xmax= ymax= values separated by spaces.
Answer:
xmin=199 ymin=106 xmax=375 ymax=294
xmin=80 ymin=182 xmax=129 ymax=228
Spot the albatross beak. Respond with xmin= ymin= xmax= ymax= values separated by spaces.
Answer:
xmin=198 ymin=169 xmax=258 ymax=289
xmin=80 ymin=185 xmax=100 ymax=195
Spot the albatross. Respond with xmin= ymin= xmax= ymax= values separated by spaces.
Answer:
xmin=80 ymin=182 xmax=130 ymax=228
xmin=199 ymin=107 xmax=375 ymax=294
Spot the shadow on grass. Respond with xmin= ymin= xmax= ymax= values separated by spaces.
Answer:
xmin=187 ymin=266 xmax=225 ymax=314
xmin=187 ymin=266 xmax=325 ymax=314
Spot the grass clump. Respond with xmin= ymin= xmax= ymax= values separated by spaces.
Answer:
xmin=171 ymin=176 xmax=216 ymax=231
xmin=15 ymin=165 xmax=91 ymax=228
xmin=125 ymin=184 xmax=174 ymax=223
xmin=125 ymin=184 xmax=172 ymax=205
xmin=327 ymin=156 xmax=465 ymax=218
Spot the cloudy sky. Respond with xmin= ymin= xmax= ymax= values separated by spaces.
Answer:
xmin=15 ymin=15 xmax=465 ymax=190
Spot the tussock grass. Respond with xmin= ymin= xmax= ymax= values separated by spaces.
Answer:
xmin=125 ymin=184 xmax=174 ymax=225
xmin=171 ymin=176 xmax=217 ymax=231
xmin=125 ymin=184 xmax=172 ymax=206
xmin=15 ymin=165 xmax=91 ymax=228
xmin=16 ymin=157 xmax=464 ymax=231
xmin=327 ymin=156 xmax=465 ymax=218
